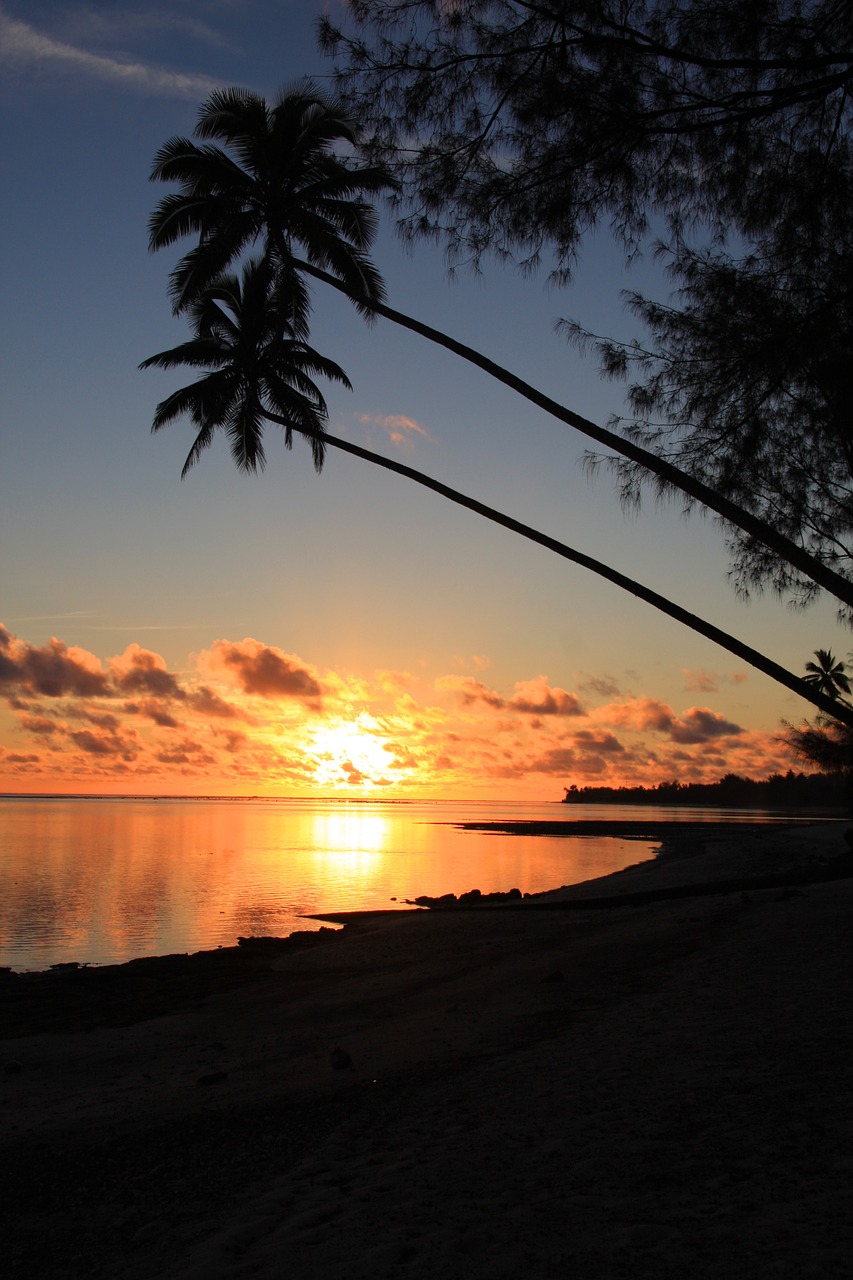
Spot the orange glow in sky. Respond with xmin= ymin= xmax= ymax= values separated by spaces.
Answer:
xmin=0 ymin=622 xmax=809 ymax=798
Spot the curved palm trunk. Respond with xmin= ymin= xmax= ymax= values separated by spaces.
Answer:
xmin=266 ymin=412 xmax=853 ymax=728
xmin=294 ymin=257 xmax=853 ymax=617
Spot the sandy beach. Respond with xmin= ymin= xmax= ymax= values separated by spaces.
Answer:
xmin=3 ymin=821 xmax=852 ymax=1279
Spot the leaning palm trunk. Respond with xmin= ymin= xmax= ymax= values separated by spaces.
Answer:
xmin=146 ymin=85 xmax=853 ymax=616
xmin=292 ymin=257 xmax=853 ymax=618
xmin=265 ymin=410 xmax=853 ymax=729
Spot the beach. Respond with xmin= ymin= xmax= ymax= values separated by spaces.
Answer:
xmin=3 ymin=822 xmax=852 ymax=1278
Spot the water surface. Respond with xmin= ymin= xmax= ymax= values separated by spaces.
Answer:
xmin=0 ymin=795 xmax=800 ymax=970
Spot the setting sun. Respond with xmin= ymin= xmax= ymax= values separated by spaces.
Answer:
xmin=309 ymin=717 xmax=400 ymax=790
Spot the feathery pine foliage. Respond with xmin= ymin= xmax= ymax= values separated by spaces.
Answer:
xmin=322 ymin=1 xmax=853 ymax=609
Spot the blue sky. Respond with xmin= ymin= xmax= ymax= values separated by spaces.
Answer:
xmin=0 ymin=0 xmax=846 ymax=797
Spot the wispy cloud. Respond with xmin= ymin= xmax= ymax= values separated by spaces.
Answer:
xmin=356 ymin=413 xmax=431 ymax=449
xmin=0 ymin=9 xmax=218 ymax=98
xmin=682 ymin=667 xmax=749 ymax=693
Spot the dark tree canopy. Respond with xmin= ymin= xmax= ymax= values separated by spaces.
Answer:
xmin=321 ymin=1 xmax=853 ymax=609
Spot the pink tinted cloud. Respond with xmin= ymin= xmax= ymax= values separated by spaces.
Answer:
xmin=376 ymin=670 xmax=415 ymax=695
xmin=123 ymin=698 xmax=181 ymax=728
xmin=188 ymin=685 xmax=240 ymax=718
xmin=594 ymin=696 xmax=741 ymax=744
xmin=573 ymin=730 xmax=625 ymax=754
xmin=435 ymin=675 xmax=505 ymax=708
xmin=682 ymin=668 xmax=749 ymax=693
xmin=20 ymin=714 xmax=61 ymax=736
xmin=69 ymin=726 xmax=138 ymax=760
xmin=509 ymin=676 xmax=583 ymax=717
xmin=110 ymin=644 xmax=184 ymax=699
xmin=669 ymin=707 xmax=743 ymax=744
xmin=205 ymin=638 xmax=324 ymax=703
xmin=0 ymin=627 xmax=109 ymax=699
xmin=356 ymin=413 xmax=430 ymax=448
xmin=602 ymin=696 xmax=677 ymax=734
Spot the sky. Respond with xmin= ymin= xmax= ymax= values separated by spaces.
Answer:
xmin=0 ymin=0 xmax=848 ymax=800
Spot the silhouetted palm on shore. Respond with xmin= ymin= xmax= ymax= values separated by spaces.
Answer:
xmin=147 ymin=83 xmax=853 ymax=616
xmin=803 ymin=649 xmax=851 ymax=702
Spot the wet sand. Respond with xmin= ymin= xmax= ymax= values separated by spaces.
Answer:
xmin=2 ymin=822 xmax=852 ymax=1278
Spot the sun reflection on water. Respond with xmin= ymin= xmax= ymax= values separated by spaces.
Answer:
xmin=312 ymin=810 xmax=389 ymax=855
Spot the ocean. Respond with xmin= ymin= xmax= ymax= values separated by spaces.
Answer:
xmin=0 ymin=794 xmax=799 ymax=971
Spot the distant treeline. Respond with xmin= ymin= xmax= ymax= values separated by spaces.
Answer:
xmin=563 ymin=771 xmax=851 ymax=811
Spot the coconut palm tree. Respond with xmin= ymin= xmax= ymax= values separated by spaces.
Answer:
xmin=140 ymin=257 xmax=352 ymax=475
xmin=803 ymin=650 xmax=852 ymax=701
xmin=147 ymin=83 xmax=853 ymax=616
xmin=139 ymin=268 xmax=853 ymax=729
xmin=148 ymin=83 xmax=388 ymax=321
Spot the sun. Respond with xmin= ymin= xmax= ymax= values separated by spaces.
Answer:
xmin=309 ymin=716 xmax=397 ymax=789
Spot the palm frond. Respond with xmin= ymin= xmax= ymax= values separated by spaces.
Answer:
xmin=149 ymin=369 xmax=240 ymax=431
xmin=181 ymin=423 xmax=216 ymax=479
xmin=168 ymin=219 xmax=257 ymax=312
xmin=194 ymin=87 xmax=271 ymax=148
xmin=226 ymin=390 xmax=267 ymax=473
xmin=139 ymin=337 xmax=230 ymax=372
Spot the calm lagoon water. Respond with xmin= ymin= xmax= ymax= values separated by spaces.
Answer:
xmin=0 ymin=795 xmax=797 ymax=971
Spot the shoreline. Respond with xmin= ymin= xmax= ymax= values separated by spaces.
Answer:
xmin=6 ymin=817 xmax=848 ymax=979
xmin=3 ymin=821 xmax=853 ymax=1278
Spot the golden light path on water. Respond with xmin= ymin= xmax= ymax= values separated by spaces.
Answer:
xmin=0 ymin=796 xmax=795 ymax=971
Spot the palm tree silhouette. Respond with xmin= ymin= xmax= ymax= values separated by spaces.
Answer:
xmin=803 ymin=650 xmax=851 ymax=701
xmin=148 ymin=84 xmax=387 ymax=322
xmin=140 ymin=258 xmax=352 ymax=475
xmin=140 ymin=267 xmax=853 ymax=729
xmin=147 ymin=83 xmax=853 ymax=615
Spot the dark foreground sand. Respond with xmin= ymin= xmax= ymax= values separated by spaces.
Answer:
xmin=2 ymin=823 xmax=852 ymax=1279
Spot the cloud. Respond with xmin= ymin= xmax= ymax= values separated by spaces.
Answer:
xmin=602 ymin=697 xmax=677 ymax=734
xmin=573 ymin=730 xmax=625 ymax=754
xmin=207 ymin=638 xmax=324 ymax=703
xmin=64 ymin=10 xmax=232 ymax=52
xmin=188 ymin=686 xmax=240 ymax=718
xmin=0 ymin=628 xmax=110 ymax=699
xmin=111 ymin=645 xmax=185 ymax=699
xmin=20 ymin=715 xmax=61 ymax=737
xmin=154 ymin=739 xmax=216 ymax=766
xmin=509 ymin=676 xmax=583 ymax=717
xmin=435 ymin=675 xmax=505 ymax=708
xmin=375 ymin=670 xmax=416 ymax=697
xmin=0 ymin=10 xmax=218 ymax=98
xmin=0 ymin=621 xmax=773 ymax=795
xmin=578 ymin=673 xmax=622 ymax=699
xmin=682 ymin=668 xmax=749 ymax=692
xmin=356 ymin=413 xmax=431 ymax=449
xmin=123 ymin=698 xmax=181 ymax=728
xmin=436 ymin=673 xmax=583 ymax=717
xmin=682 ymin=668 xmax=720 ymax=693
xmin=596 ymin=696 xmax=741 ymax=744
xmin=534 ymin=747 xmax=578 ymax=774
xmin=69 ymin=727 xmax=137 ymax=760
xmin=669 ymin=707 xmax=743 ymax=745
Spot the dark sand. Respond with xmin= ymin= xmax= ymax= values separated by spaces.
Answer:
xmin=2 ymin=822 xmax=852 ymax=1279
